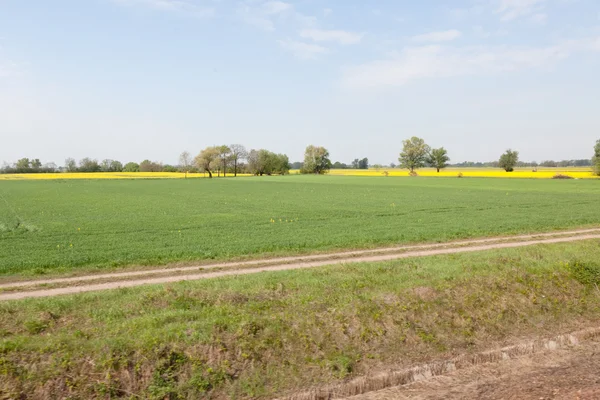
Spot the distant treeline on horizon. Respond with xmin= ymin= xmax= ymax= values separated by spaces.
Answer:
xmin=0 ymin=157 xmax=594 ymax=175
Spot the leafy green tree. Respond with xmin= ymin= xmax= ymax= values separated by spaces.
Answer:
xmin=15 ymin=158 xmax=30 ymax=170
xmin=399 ymin=137 xmax=430 ymax=172
xmin=427 ymin=147 xmax=450 ymax=173
xmin=499 ymin=149 xmax=519 ymax=172
xmin=30 ymin=159 xmax=42 ymax=169
xmin=301 ymin=145 xmax=331 ymax=174
xmin=195 ymin=146 xmax=220 ymax=178
xmin=358 ymin=158 xmax=369 ymax=169
xmin=123 ymin=162 xmax=140 ymax=172
xmin=593 ymin=139 xmax=600 ymax=176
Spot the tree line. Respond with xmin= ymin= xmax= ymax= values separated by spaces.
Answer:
xmin=3 ymin=139 xmax=599 ymax=176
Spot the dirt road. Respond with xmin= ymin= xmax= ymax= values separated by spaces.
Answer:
xmin=347 ymin=337 xmax=600 ymax=400
xmin=1 ymin=228 xmax=599 ymax=301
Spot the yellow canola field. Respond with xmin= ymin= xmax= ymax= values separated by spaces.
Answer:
xmin=0 ymin=168 xmax=596 ymax=180
xmin=292 ymin=168 xmax=598 ymax=179
xmin=0 ymin=172 xmax=252 ymax=180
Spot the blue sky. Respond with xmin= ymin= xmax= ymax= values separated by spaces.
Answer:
xmin=1 ymin=0 xmax=599 ymax=166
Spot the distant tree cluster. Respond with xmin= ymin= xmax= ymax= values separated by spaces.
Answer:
xmin=0 ymin=158 xmax=56 ymax=174
xmin=193 ymin=145 xmax=289 ymax=178
xmin=398 ymin=137 xmax=449 ymax=173
xmin=3 ymin=139 xmax=599 ymax=177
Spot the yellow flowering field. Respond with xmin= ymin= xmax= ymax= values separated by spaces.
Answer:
xmin=291 ymin=167 xmax=597 ymax=179
xmin=0 ymin=168 xmax=597 ymax=180
xmin=0 ymin=172 xmax=251 ymax=180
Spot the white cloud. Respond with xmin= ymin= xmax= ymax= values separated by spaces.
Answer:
xmin=411 ymin=29 xmax=462 ymax=43
xmin=530 ymin=12 xmax=547 ymax=24
xmin=237 ymin=0 xmax=315 ymax=31
xmin=300 ymin=29 xmax=363 ymax=45
xmin=341 ymin=37 xmax=600 ymax=89
xmin=278 ymin=39 xmax=328 ymax=59
xmin=496 ymin=0 xmax=547 ymax=21
xmin=323 ymin=8 xmax=332 ymax=17
xmin=112 ymin=0 xmax=214 ymax=17
xmin=262 ymin=1 xmax=292 ymax=15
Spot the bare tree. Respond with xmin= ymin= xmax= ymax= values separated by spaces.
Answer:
xmin=217 ymin=145 xmax=231 ymax=177
xmin=229 ymin=144 xmax=247 ymax=177
xmin=179 ymin=151 xmax=192 ymax=178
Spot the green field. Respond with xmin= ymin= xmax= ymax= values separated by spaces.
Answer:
xmin=1 ymin=176 xmax=600 ymax=276
xmin=1 ymin=241 xmax=599 ymax=398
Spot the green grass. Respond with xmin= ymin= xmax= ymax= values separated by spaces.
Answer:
xmin=1 ymin=240 xmax=599 ymax=398
xmin=1 ymin=175 xmax=600 ymax=276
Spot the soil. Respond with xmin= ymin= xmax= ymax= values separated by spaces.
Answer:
xmin=347 ymin=339 xmax=600 ymax=400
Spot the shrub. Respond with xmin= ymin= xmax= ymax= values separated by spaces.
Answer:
xmin=408 ymin=171 xmax=418 ymax=177
xmin=566 ymin=261 xmax=600 ymax=286
xmin=552 ymin=174 xmax=574 ymax=180
xmin=457 ymin=172 xmax=463 ymax=178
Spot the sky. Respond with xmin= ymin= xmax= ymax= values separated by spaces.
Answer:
xmin=1 ymin=0 xmax=599 ymax=166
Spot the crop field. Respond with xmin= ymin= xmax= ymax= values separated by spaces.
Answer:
xmin=1 ymin=175 xmax=600 ymax=277
xmin=0 ymin=167 xmax=597 ymax=180
xmin=1 ymin=240 xmax=599 ymax=398
xmin=296 ymin=167 xmax=598 ymax=179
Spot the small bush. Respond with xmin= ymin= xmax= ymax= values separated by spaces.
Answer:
xmin=566 ymin=261 xmax=600 ymax=286
xmin=409 ymin=171 xmax=418 ymax=177
xmin=457 ymin=172 xmax=463 ymax=178
xmin=552 ymin=174 xmax=574 ymax=180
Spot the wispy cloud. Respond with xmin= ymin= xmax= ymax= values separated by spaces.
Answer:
xmin=496 ymin=0 xmax=547 ymax=21
xmin=300 ymin=29 xmax=363 ymax=45
xmin=342 ymin=37 xmax=600 ymax=89
xmin=112 ymin=0 xmax=215 ymax=17
xmin=237 ymin=0 xmax=315 ymax=31
xmin=411 ymin=29 xmax=462 ymax=43
xmin=278 ymin=39 xmax=328 ymax=59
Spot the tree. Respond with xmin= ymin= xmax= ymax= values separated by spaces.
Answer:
xmin=110 ymin=160 xmax=123 ymax=172
xmin=179 ymin=151 xmax=193 ymax=177
xmin=399 ymin=137 xmax=430 ymax=172
xmin=229 ymin=144 xmax=247 ymax=177
xmin=139 ymin=160 xmax=162 ymax=172
xmin=245 ymin=149 xmax=289 ymax=176
xmin=123 ymin=162 xmax=140 ymax=172
xmin=352 ymin=159 xmax=360 ymax=169
xmin=427 ymin=147 xmax=450 ymax=173
xmin=78 ymin=158 xmax=101 ymax=172
xmin=30 ymin=159 xmax=42 ymax=169
xmin=195 ymin=146 xmax=220 ymax=178
xmin=301 ymin=145 xmax=331 ymax=174
xmin=499 ymin=149 xmax=519 ymax=172
xmin=15 ymin=158 xmax=30 ymax=170
xmin=389 ymin=163 xmax=396 ymax=169
xmin=593 ymin=139 xmax=600 ymax=176
xmin=217 ymin=145 xmax=231 ymax=177
xmin=359 ymin=158 xmax=369 ymax=169
xmin=65 ymin=158 xmax=77 ymax=172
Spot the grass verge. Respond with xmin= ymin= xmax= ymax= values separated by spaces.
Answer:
xmin=1 ymin=240 xmax=600 ymax=398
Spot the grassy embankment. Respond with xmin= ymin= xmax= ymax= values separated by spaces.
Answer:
xmin=1 ymin=176 xmax=600 ymax=277
xmin=1 ymin=240 xmax=600 ymax=398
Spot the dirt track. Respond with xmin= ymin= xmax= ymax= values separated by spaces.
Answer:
xmin=348 ymin=337 xmax=600 ymax=400
xmin=1 ymin=228 xmax=599 ymax=301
